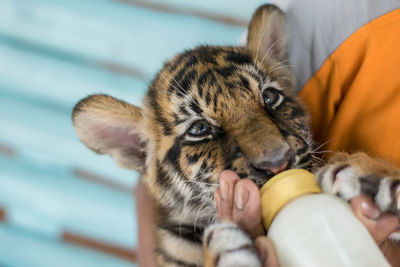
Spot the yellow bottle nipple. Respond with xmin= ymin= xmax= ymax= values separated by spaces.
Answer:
xmin=260 ymin=169 xmax=321 ymax=229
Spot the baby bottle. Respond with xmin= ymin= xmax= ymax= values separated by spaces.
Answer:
xmin=260 ymin=169 xmax=390 ymax=267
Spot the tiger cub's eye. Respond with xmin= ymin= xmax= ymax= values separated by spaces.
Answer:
xmin=188 ymin=120 xmax=211 ymax=137
xmin=262 ymin=87 xmax=279 ymax=106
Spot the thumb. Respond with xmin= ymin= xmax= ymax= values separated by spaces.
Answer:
xmin=350 ymin=195 xmax=399 ymax=245
xmin=254 ymin=236 xmax=280 ymax=267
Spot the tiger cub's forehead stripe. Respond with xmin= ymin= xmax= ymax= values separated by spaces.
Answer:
xmin=166 ymin=46 xmax=221 ymax=73
xmin=147 ymin=86 xmax=173 ymax=136
xmin=168 ymin=69 xmax=197 ymax=97
xmin=198 ymin=69 xmax=217 ymax=89
xmin=214 ymin=65 xmax=236 ymax=78
xmin=224 ymin=51 xmax=253 ymax=65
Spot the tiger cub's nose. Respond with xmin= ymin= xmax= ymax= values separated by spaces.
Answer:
xmin=252 ymin=149 xmax=293 ymax=174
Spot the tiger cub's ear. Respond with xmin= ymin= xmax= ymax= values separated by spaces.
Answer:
xmin=72 ymin=94 xmax=146 ymax=172
xmin=247 ymin=4 xmax=288 ymax=64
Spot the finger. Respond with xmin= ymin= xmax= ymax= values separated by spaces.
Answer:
xmin=351 ymin=195 xmax=399 ymax=245
xmin=254 ymin=236 xmax=280 ymax=267
xmin=216 ymin=170 xmax=240 ymax=221
xmin=214 ymin=189 xmax=224 ymax=221
xmin=232 ymin=179 xmax=265 ymax=238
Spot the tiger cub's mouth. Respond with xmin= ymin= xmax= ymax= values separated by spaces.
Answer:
xmin=249 ymin=169 xmax=275 ymax=188
xmin=247 ymin=158 xmax=294 ymax=188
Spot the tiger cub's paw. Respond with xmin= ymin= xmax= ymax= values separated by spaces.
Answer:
xmin=203 ymin=222 xmax=261 ymax=267
xmin=317 ymin=152 xmax=400 ymax=218
xmin=317 ymin=152 xmax=400 ymax=242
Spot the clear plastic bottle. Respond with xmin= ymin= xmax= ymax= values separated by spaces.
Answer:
xmin=260 ymin=169 xmax=390 ymax=267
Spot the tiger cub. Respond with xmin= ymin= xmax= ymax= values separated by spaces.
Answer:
xmin=72 ymin=4 xmax=400 ymax=267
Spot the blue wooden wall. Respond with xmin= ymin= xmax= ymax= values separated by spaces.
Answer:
xmin=0 ymin=0 xmax=268 ymax=265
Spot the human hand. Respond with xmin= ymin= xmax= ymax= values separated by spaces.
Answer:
xmin=215 ymin=170 xmax=399 ymax=267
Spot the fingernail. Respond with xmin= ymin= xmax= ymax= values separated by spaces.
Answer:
xmin=361 ymin=199 xmax=380 ymax=219
xmin=235 ymin=185 xmax=249 ymax=210
xmin=220 ymin=179 xmax=229 ymax=200
xmin=257 ymin=246 xmax=266 ymax=263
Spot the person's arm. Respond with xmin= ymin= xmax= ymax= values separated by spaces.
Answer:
xmin=135 ymin=179 xmax=158 ymax=267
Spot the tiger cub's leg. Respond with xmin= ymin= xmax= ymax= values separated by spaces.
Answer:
xmin=203 ymin=222 xmax=261 ymax=267
xmin=317 ymin=152 xmax=400 ymax=241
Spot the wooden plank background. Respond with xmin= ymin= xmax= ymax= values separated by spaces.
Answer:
xmin=0 ymin=0 xmax=270 ymax=265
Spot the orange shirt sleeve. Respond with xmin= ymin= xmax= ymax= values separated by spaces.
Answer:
xmin=299 ymin=9 xmax=400 ymax=166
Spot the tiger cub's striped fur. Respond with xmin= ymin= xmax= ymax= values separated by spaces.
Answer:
xmin=72 ymin=4 xmax=400 ymax=267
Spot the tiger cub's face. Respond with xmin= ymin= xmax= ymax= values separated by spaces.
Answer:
xmin=72 ymin=6 xmax=312 ymax=225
